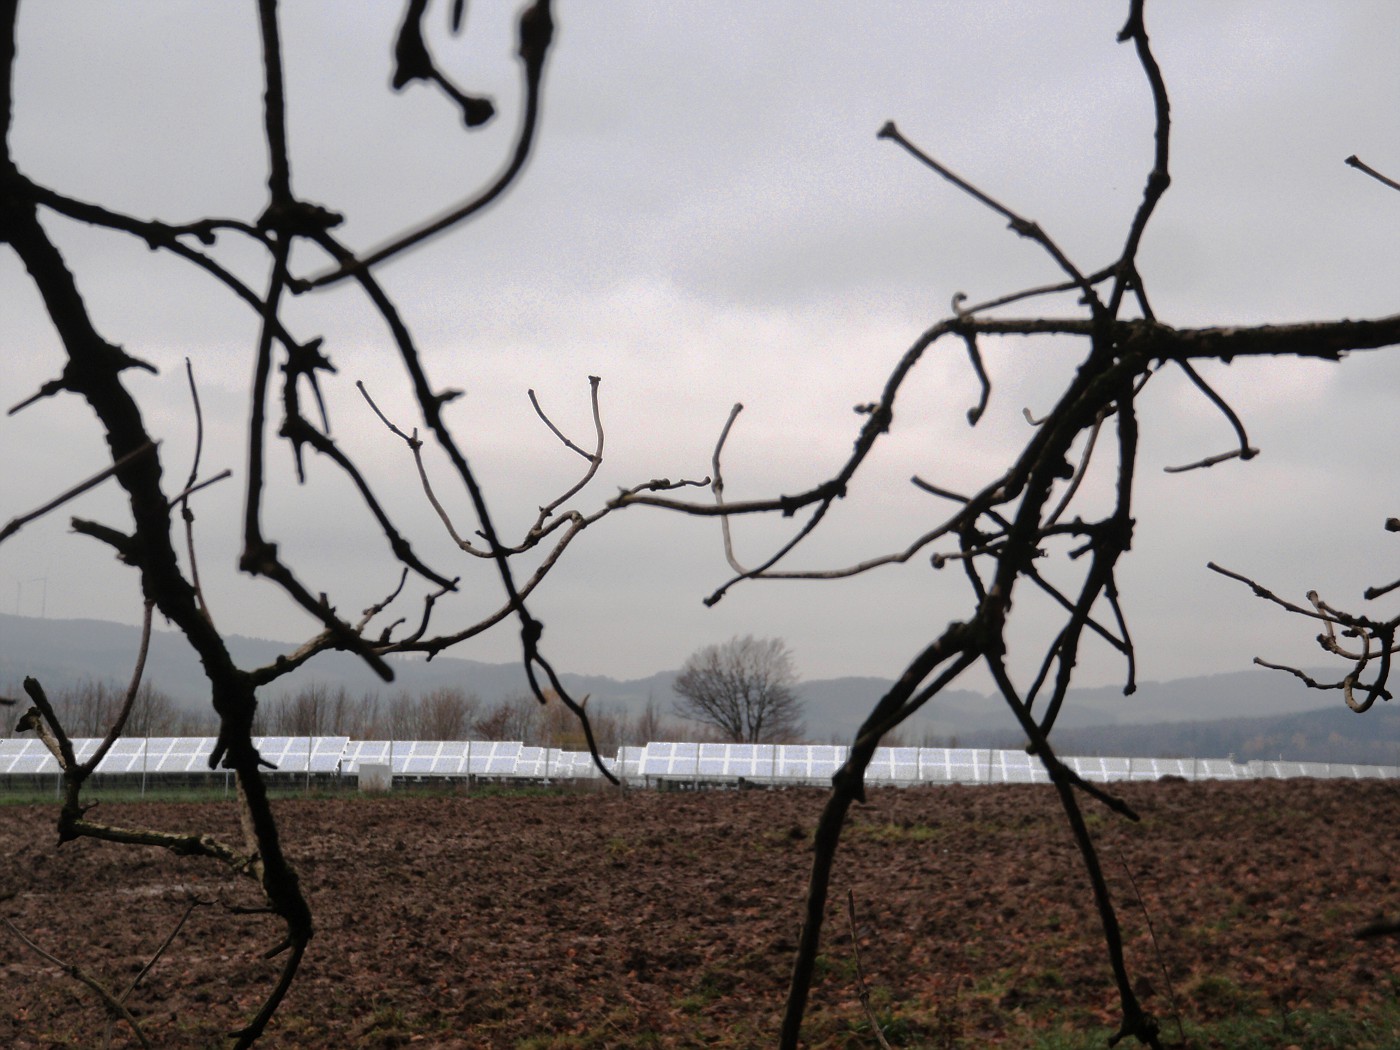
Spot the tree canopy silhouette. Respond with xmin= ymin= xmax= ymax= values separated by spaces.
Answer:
xmin=672 ymin=634 xmax=804 ymax=744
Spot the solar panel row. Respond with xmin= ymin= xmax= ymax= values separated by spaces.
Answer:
xmin=0 ymin=737 xmax=1393 ymax=786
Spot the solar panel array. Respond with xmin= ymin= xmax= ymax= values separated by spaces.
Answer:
xmin=339 ymin=741 xmax=523 ymax=777
xmin=0 ymin=736 xmax=1394 ymax=786
xmin=0 ymin=736 xmax=351 ymax=776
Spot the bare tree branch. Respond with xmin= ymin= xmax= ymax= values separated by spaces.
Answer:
xmin=0 ymin=441 xmax=157 ymax=546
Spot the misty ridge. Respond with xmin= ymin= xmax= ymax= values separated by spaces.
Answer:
xmin=3 ymin=612 xmax=1395 ymax=764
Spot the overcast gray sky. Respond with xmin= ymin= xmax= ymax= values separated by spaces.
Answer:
xmin=4 ymin=3 xmax=1400 ymax=695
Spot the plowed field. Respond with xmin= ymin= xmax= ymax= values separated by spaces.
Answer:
xmin=1 ymin=778 xmax=1398 ymax=1048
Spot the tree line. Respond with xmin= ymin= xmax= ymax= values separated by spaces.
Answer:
xmin=3 ymin=634 xmax=812 ymax=748
xmin=1 ymin=678 xmax=684 ymax=751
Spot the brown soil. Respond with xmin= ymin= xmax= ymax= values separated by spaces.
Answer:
xmin=0 ymin=778 xmax=1397 ymax=1048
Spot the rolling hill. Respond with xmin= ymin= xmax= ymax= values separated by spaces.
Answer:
xmin=1 ymin=612 xmax=1387 ymax=759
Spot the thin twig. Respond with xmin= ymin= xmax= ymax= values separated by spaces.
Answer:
xmin=847 ymin=890 xmax=894 ymax=1050
xmin=0 ymin=441 xmax=157 ymax=546
xmin=1346 ymin=154 xmax=1400 ymax=194
xmin=1117 ymin=848 xmax=1184 ymax=1044
xmin=81 ymin=598 xmax=156 ymax=777
xmin=3 ymin=919 xmax=152 ymax=1050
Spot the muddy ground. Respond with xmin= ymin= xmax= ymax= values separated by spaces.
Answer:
xmin=0 ymin=778 xmax=1397 ymax=1048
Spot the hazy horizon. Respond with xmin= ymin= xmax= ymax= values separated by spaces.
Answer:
xmin=5 ymin=6 xmax=1400 ymax=696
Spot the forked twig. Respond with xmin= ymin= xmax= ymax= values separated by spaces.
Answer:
xmin=847 ymin=890 xmax=895 ymax=1050
xmin=3 ymin=919 xmax=152 ymax=1050
xmin=1117 ymin=849 xmax=1184 ymax=1044
xmin=101 ymin=896 xmax=212 ymax=1047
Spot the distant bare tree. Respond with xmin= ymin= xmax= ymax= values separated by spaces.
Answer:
xmin=417 ymin=686 xmax=479 ymax=739
xmin=341 ymin=690 xmax=385 ymax=739
xmin=264 ymin=683 xmax=352 ymax=737
xmin=43 ymin=680 xmax=179 ymax=737
xmin=472 ymin=693 xmax=541 ymax=742
xmin=120 ymin=683 xmax=179 ymax=738
xmin=379 ymin=689 xmax=420 ymax=741
xmin=628 ymin=694 xmax=677 ymax=745
xmin=672 ymin=635 xmax=804 ymax=744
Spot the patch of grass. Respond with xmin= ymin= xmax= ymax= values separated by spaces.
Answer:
xmin=849 ymin=819 xmax=943 ymax=844
xmin=0 ymin=785 xmax=237 ymax=806
xmin=355 ymin=1004 xmax=412 ymax=1049
xmin=515 ymin=1006 xmax=661 ymax=1049
xmin=0 ymin=778 xmax=579 ymax=807
xmin=672 ymin=961 xmax=745 ymax=1016
xmin=849 ymin=1010 xmax=922 ymax=1046
xmin=1178 ymin=1004 xmax=1400 ymax=1050
xmin=812 ymin=951 xmax=861 ymax=984
xmin=1010 ymin=1025 xmax=1117 ymax=1050
xmin=987 ymin=1000 xmax=1400 ymax=1050
xmin=1185 ymin=973 xmax=1254 ymax=1017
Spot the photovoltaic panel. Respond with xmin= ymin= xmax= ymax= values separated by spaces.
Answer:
xmin=1067 ymin=756 xmax=1132 ymax=782
xmin=693 ymin=743 xmax=732 ymax=778
xmin=166 ymin=737 xmax=221 ymax=773
xmin=342 ymin=740 xmax=461 ymax=776
xmin=401 ymin=750 xmax=436 ymax=776
xmin=865 ymin=747 xmax=920 ymax=783
xmin=64 ymin=737 xmax=219 ymax=775
xmin=918 ymin=748 xmax=989 ymax=784
xmin=639 ymin=742 xmax=699 ymax=778
xmin=0 ymin=739 xmax=57 ymax=774
xmin=1194 ymin=758 xmax=1245 ymax=780
xmin=235 ymin=737 xmax=350 ymax=774
xmin=990 ymin=749 xmax=1050 ymax=784
xmin=947 ymin=748 xmax=990 ymax=783
xmin=340 ymin=741 xmax=392 ymax=774
xmin=773 ymin=745 xmax=845 ymax=782
xmin=1351 ymin=764 xmax=1389 ymax=779
xmin=71 ymin=739 xmax=100 ymax=767
xmin=142 ymin=738 xmax=182 ymax=772
xmin=0 ymin=740 xmax=32 ymax=774
xmin=402 ymin=740 xmax=465 ymax=776
xmin=547 ymin=749 xmax=604 ymax=778
xmin=469 ymin=741 xmax=522 ymax=776
xmin=83 ymin=739 xmax=131 ymax=774
xmin=92 ymin=737 xmax=147 ymax=774
xmin=614 ymin=746 xmax=645 ymax=779
xmin=253 ymin=737 xmax=303 ymax=770
xmin=390 ymin=740 xmax=449 ymax=776
xmin=698 ymin=743 xmax=773 ymax=779
xmin=422 ymin=741 xmax=471 ymax=776
xmin=310 ymin=737 xmax=350 ymax=773
xmin=1134 ymin=758 xmax=1193 ymax=780
xmin=0 ymin=735 xmax=1396 ymax=788
xmin=11 ymin=753 xmax=56 ymax=774
xmin=514 ymin=746 xmax=548 ymax=778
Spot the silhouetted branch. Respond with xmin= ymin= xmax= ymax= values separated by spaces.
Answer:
xmin=0 ymin=441 xmax=157 ymax=546
xmin=79 ymin=598 xmax=155 ymax=778
xmin=298 ymin=0 xmax=555 ymax=288
xmin=2 ymin=919 xmax=152 ymax=1049
xmin=1346 ymin=154 xmax=1400 ymax=194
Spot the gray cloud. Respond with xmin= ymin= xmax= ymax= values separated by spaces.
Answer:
xmin=4 ymin=3 xmax=1400 ymax=697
